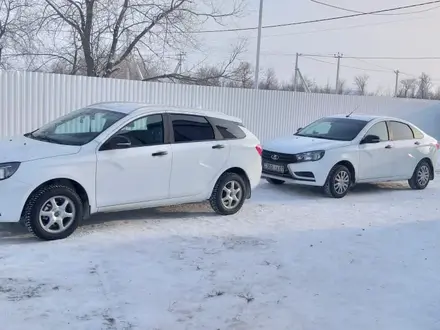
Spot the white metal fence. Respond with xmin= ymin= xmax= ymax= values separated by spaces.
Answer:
xmin=1 ymin=70 xmax=440 ymax=142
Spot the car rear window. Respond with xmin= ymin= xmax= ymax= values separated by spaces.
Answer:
xmin=170 ymin=114 xmax=215 ymax=143
xmin=389 ymin=121 xmax=414 ymax=140
xmin=208 ymin=117 xmax=246 ymax=140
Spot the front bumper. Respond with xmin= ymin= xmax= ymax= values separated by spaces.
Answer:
xmin=261 ymin=159 xmax=328 ymax=187
xmin=0 ymin=178 xmax=33 ymax=223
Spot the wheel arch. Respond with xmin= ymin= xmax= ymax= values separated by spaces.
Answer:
xmin=334 ymin=160 xmax=356 ymax=184
xmin=216 ymin=167 xmax=251 ymax=199
xmin=420 ymin=157 xmax=435 ymax=180
xmin=21 ymin=178 xmax=91 ymax=220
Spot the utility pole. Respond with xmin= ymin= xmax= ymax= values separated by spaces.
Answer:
xmin=254 ymin=0 xmax=264 ymax=89
xmin=177 ymin=51 xmax=186 ymax=74
xmin=334 ymin=52 xmax=343 ymax=94
xmin=293 ymin=53 xmax=299 ymax=92
xmin=394 ymin=70 xmax=400 ymax=97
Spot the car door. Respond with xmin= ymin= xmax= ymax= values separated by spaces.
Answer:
xmin=388 ymin=120 xmax=419 ymax=178
xmin=358 ymin=121 xmax=396 ymax=180
xmin=96 ymin=113 xmax=172 ymax=207
xmin=168 ymin=113 xmax=230 ymax=198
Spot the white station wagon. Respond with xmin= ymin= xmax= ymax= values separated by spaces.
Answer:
xmin=262 ymin=114 xmax=438 ymax=198
xmin=0 ymin=102 xmax=262 ymax=240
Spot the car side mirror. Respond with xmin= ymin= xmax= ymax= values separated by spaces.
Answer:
xmin=104 ymin=135 xmax=131 ymax=150
xmin=361 ymin=134 xmax=381 ymax=144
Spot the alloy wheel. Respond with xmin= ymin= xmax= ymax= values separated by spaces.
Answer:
xmin=38 ymin=196 xmax=76 ymax=234
xmin=221 ymin=180 xmax=243 ymax=209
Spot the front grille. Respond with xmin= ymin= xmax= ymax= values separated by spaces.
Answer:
xmin=262 ymin=150 xmax=297 ymax=163
xmin=262 ymin=149 xmax=295 ymax=179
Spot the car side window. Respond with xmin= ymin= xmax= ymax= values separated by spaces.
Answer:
xmin=389 ymin=121 xmax=414 ymax=141
xmin=411 ymin=126 xmax=424 ymax=139
xmin=106 ymin=114 xmax=164 ymax=149
xmin=209 ymin=117 xmax=246 ymax=140
xmin=170 ymin=114 xmax=215 ymax=143
xmin=365 ymin=121 xmax=389 ymax=141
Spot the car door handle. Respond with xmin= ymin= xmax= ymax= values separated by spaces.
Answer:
xmin=212 ymin=144 xmax=225 ymax=149
xmin=385 ymin=145 xmax=393 ymax=149
xmin=152 ymin=151 xmax=168 ymax=157
xmin=414 ymin=141 xmax=421 ymax=145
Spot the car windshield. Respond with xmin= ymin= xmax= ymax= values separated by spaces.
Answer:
xmin=24 ymin=107 xmax=126 ymax=146
xmin=296 ymin=117 xmax=369 ymax=141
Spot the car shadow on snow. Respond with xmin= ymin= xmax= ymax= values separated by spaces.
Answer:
xmin=0 ymin=223 xmax=37 ymax=245
xmin=256 ymin=181 xmax=411 ymax=201
xmin=0 ymin=203 xmax=216 ymax=244
xmin=86 ymin=202 xmax=216 ymax=225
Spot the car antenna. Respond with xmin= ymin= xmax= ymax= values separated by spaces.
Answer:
xmin=346 ymin=105 xmax=360 ymax=118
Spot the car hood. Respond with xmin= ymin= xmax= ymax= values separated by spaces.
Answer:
xmin=0 ymin=135 xmax=81 ymax=163
xmin=262 ymin=135 xmax=351 ymax=154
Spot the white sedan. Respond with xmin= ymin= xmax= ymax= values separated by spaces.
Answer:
xmin=262 ymin=114 xmax=439 ymax=198
xmin=0 ymin=102 xmax=262 ymax=240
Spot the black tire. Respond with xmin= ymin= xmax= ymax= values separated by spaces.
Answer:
xmin=323 ymin=165 xmax=352 ymax=198
xmin=408 ymin=160 xmax=431 ymax=190
xmin=266 ymin=178 xmax=285 ymax=185
xmin=23 ymin=183 xmax=84 ymax=241
xmin=210 ymin=172 xmax=247 ymax=215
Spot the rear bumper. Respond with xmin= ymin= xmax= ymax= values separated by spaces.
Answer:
xmin=0 ymin=178 xmax=32 ymax=223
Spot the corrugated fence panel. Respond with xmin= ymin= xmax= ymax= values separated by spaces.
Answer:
xmin=1 ymin=70 xmax=440 ymax=142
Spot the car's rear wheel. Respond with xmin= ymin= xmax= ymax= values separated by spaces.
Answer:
xmin=210 ymin=172 xmax=246 ymax=215
xmin=23 ymin=183 xmax=83 ymax=241
xmin=266 ymin=178 xmax=285 ymax=185
xmin=323 ymin=164 xmax=352 ymax=198
xmin=408 ymin=160 xmax=431 ymax=190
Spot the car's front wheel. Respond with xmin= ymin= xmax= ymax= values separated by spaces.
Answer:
xmin=323 ymin=164 xmax=352 ymax=198
xmin=23 ymin=183 xmax=83 ymax=241
xmin=210 ymin=172 xmax=247 ymax=215
xmin=408 ymin=160 xmax=432 ymax=190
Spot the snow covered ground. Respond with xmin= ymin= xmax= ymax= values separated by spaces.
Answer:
xmin=1 ymin=180 xmax=439 ymax=330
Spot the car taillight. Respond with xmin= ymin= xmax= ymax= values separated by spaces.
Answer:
xmin=255 ymin=144 xmax=263 ymax=156
xmin=436 ymin=142 xmax=440 ymax=150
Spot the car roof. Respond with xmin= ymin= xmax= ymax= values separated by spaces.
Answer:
xmin=89 ymin=102 xmax=242 ymax=123
xmin=326 ymin=113 xmax=403 ymax=122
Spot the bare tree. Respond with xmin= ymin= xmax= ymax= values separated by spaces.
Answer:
xmin=432 ymin=86 xmax=440 ymax=100
xmin=417 ymin=72 xmax=432 ymax=99
xmin=258 ymin=68 xmax=278 ymax=90
xmin=227 ymin=61 xmax=253 ymax=88
xmin=337 ymin=79 xmax=346 ymax=94
xmin=398 ymin=78 xmax=417 ymax=98
xmin=353 ymin=74 xmax=369 ymax=95
xmin=29 ymin=0 xmax=243 ymax=79
xmin=0 ymin=0 xmax=34 ymax=68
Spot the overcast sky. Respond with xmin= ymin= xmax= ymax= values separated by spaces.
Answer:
xmin=188 ymin=0 xmax=440 ymax=93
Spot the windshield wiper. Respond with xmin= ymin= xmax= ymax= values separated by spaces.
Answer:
xmin=25 ymin=132 xmax=60 ymax=144
xmin=295 ymin=134 xmax=346 ymax=141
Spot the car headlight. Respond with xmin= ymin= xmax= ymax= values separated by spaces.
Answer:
xmin=0 ymin=162 xmax=21 ymax=180
xmin=295 ymin=150 xmax=325 ymax=162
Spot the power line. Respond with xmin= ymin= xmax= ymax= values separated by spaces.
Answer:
xmin=192 ymin=0 xmax=440 ymax=34
xmin=257 ymin=14 xmax=434 ymax=39
xmin=263 ymin=52 xmax=440 ymax=61
xmin=350 ymin=58 xmax=396 ymax=72
xmin=302 ymin=56 xmax=392 ymax=73
xmin=309 ymin=0 xmax=440 ymax=16
xmin=344 ymin=56 xmax=440 ymax=60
